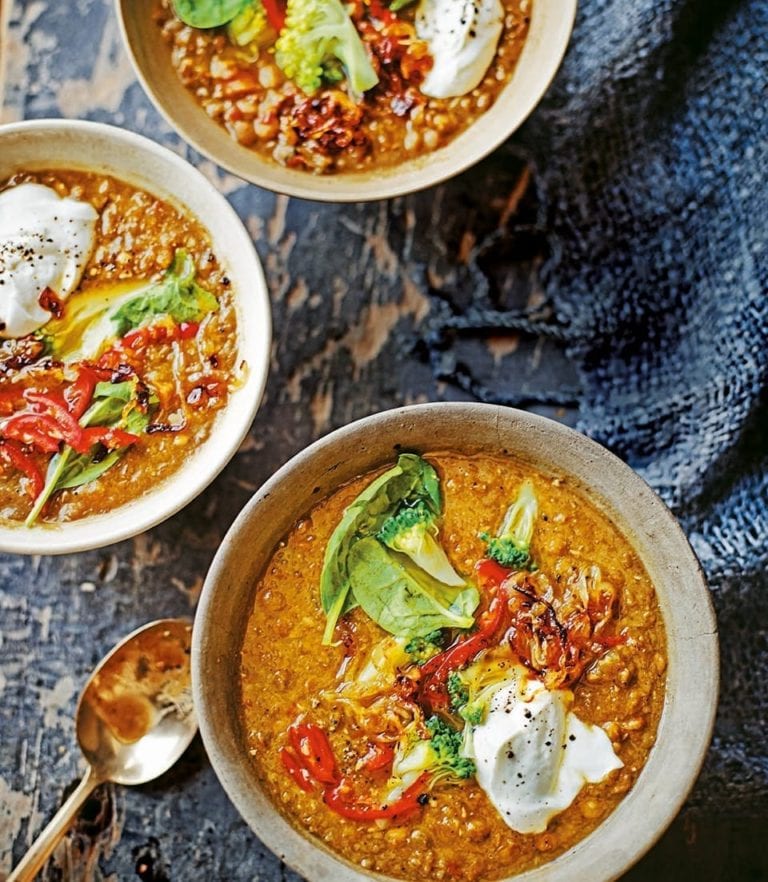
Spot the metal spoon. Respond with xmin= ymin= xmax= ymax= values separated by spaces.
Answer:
xmin=8 ymin=618 xmax=196 ymax=882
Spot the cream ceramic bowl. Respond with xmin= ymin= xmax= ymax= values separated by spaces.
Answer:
xmin=0 ymin=119 xmax=271 ymax=555
xmin=193 ymin=402 xmax=719 ymax=882
xmin=117 ymin=0 xmax=577 ymax=201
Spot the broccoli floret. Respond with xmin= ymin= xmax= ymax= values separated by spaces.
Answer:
xmin=447 ymin=670 xmax=484 ymax=725
xmin=424 ymin=716 xmax=476 ymax=780
xmin=388 ymin=717 xmax=475 ymax=797
xmin=378 ymin=501 xmax=466 ymax=587
xmin=275 ymin=0 xmax=379 ymax=99
xmin=447 ymin=670 xmax=468 ymax=711
xmin=480 ymin=480 xmax=538 ymax=570
xmin=459 ymin=702 xmax=484 ymax=726
xmin=405 ymin=630 xmax=444 ymax=665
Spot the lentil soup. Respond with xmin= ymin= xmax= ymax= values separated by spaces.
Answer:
xmin=0 ymin=169 xmax=240 ymax=526
xmin=240 ymin=452 xmax=667 ymax=881
xmin=156 ymin=0 xmax=532 ymax=174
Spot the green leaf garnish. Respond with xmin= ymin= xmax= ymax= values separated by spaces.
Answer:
xmin=347 ymin=537 xmax=478 ymax=639
xmin=110 ymin=250 xmax=218 ymax=337
xmin=172 ymin=0 xmax=252 ymax=28
xmin=319 ymin=453 xmax=442 ymax=645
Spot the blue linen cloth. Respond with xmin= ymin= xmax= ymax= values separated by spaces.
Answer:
xmin=424 ymin=0 xmax=768 ymax=812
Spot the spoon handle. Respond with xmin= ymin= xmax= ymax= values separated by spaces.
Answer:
xmin=7 ymin=767 xmax=102 ymax=882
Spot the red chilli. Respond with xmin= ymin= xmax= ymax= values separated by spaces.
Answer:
xmin=0 ymin=439 xmax=43 ymax=499
xmin=280 ymin=722 xmax=430 ymax=823
xmin=262 ymin=0 xmax=286 ymax=31
xmin=323 ymin=772 xmax=429 ymax=822
xmin=288 ymin=723 xmax=340 ymax=786
xmin=419 ymin=560 xmax=513 ymax=711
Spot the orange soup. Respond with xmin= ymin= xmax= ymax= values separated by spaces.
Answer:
xmin=239 ymin=453 xmax=666 ymax=880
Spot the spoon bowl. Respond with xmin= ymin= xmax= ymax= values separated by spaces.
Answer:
xmin=76 ymin=618 xmax=196 ymax=785
xmin=8 ymin=619 xmax=196 ymax=882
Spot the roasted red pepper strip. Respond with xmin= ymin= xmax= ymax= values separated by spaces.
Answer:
xmin=178 ymin=321 xmax=199 ymax=340
xmin=2 ymin=414 xmax=63 ymax=453
xmin=323 ymin=772 xmax=430 ymax=822
xmin=65 ymin=367 xmax=100 ymax=419
xmin=475 ymin=557 xmax=512 ymax=587
xmin=288 ymin=723 xmax=340 ymax=786
xmin=279 ymin=748 xmax=315 ymax=793
xmin=361 ymin=741 xmax=395 ymax=772
xmin=420 ymin=561 xmax=512 ymax=711
xmin=262 ymin=0 xmax=286 ymax=31
xmin=0 ymin=439 xmax=43 ymax=499
xmin=23 ymin=391 xmax=87 ymax=451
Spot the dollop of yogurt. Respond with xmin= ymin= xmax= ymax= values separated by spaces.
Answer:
xmin=416 ymin=0 xmax=504 ymax=99
xmin=466 ymin=667 xmax=623 ymax=834
xmin=0 ymin=183 xmax=98 ymax=338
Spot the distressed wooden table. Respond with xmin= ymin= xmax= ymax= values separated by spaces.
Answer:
xmin=0 ymin=2 xmax=764 ymax=881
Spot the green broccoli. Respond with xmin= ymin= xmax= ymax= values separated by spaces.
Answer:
xmin=424 ymin=716 xmax=476 ymax=780
xmin=447 ymin=670 xmax=468 ymax=712
xmin=479 ymin=479 xmax=538 ymax=570
xmin=378 ymin=501 xmax=466 ymax=587
xmin=405 ymin=630 xmax=444 ymax=665
xmin=391 ymin=716 xmax=475 ymax=789
xmin=447 ymin=670 xmax=484 ymax=725
xmin=275 ymin=0 xmax=379 ymax=99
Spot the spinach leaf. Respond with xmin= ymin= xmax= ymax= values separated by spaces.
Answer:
xmin=390 ymin=0 xmax=416 ymax=10
xmin=25 ymin=381 xmax=157 ymax=526
xmin=48 ymin=447 xmax=125 ymax=493
xmin=348 ymin=538 xmax=479 ymax=639
xmin=320 ymin=453 xmax=443 ymax=644
xmin=110 ymin=250 xmax=219 ymax=338
xmin=82 ymin=381 xmax=137 ymax=426
xmin=172 ymin=0 xmax=251 ymax=28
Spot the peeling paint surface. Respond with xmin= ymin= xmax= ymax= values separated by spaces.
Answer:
xmin=0 ymin=1 xmax=576 ymax=880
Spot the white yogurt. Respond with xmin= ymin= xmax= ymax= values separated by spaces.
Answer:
xmin=0 ymin=183 xmax=98 ymax=338
xmin=466 ymin=667 xmax=623 ymax=833
xmin=416 ymin=0 xmax=504 ymax=98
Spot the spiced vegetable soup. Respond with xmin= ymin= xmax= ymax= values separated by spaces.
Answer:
xmin=157 ymin=0 xmax=531 ymax=173
xmin=240 ymin=452 xmax=666 ymax=880
xmin=0 ymin=170 xmax=239 ymax=526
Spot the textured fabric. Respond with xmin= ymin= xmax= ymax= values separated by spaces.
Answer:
xmin=424 ymin=0 xmax=768 ymax=813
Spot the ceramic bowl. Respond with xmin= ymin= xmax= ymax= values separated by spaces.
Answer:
xmin=0 ymin=119 xmax=271 ymax=555
xmin=116 ymin=0 xmax=577 ymax=202
xmin=193 ymin=402 xmax=719 ymax=882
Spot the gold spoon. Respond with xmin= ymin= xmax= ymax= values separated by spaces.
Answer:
xmin=8 ymin=618 xmax=196 ymax=882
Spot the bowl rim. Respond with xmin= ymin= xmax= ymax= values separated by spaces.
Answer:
xmin=193 ymin=401 xmax=719 ymax=882
xmin=0 ymin=118 xmax=272 ymax=555
xmin=115 ymin=0 xmax=578 ymax=202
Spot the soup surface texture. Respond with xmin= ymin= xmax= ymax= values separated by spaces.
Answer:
xmin=0 ymin=169 xmax=239 ymax=525
xmin=240 ymin=452 xmax=667 ymax=881
xmin=156 ymin=0 xmax=531 ymax=173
